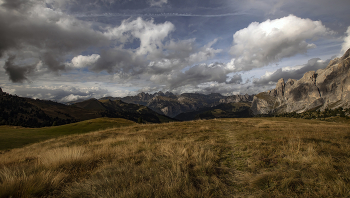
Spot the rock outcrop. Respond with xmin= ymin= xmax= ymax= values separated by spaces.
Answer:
xmin=251 ymin=48 xmax=350 ymax=115
xmin=219 ymin=94 xmax=254 ymax=103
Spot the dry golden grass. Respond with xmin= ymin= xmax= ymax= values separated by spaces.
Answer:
xmin=0 ymin=117 xmax=349 ymax=197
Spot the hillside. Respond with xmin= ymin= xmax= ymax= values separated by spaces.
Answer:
xmin=251 ymin=48 xmax=350 ymax=115
xmin=0 ymin=118 xmax=135 ymax=151
xmin=0 ymin=90 xmax=175 ymax=128
xmin=0 ymin=90 xmax=95 ymax=127
xmin=0 ymin=117 xmax=349 ymax=197
xmin=175 ymin=102 xmax=252 ymax=121
xmin=73 ymin=99 xmax=175 ymax=123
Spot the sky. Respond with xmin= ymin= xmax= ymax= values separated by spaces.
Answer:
xmin=1 ymin=0 xmax=350 ymax=102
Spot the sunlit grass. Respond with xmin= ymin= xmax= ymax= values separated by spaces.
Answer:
xmin=0 ymin=117 xmax=349 ymax=197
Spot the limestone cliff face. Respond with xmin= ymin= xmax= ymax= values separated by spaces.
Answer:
xmin=251 ymin=48 xmax=350 ymax=115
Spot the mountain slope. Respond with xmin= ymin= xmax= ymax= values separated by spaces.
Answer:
xmin=0 ymin=90 xmax=98 ymax=127
xmin=174 ymin=102 xmax=252 ymax=121
xmin=0 ymin=90 xmax=175 ymax=127
xmin=251 ymin=48 xmax=350 ymax=115
xmin=73 ymin=99 xmax=175 ymax=123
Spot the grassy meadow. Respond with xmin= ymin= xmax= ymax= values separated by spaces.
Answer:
xmin=0 ymin=118 xmax=136 ymax=151
xmin=0 ymin=117 xmax=349 ymax=197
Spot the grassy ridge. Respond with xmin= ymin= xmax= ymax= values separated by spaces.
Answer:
xmin=0 ymin=118 xmax=135 ymax=151
xmin=0 ymin=118 xmax=349 ymax=197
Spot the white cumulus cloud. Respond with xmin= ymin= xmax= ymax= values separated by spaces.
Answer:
xmin=69 ymin=54 xmax=101 ymax=68
xmin=104 ymin=17 xmax=175 ymax=56
xmin=188 ymin=39 xmax=222 ymax=64
xmin=341 ymin=26 xmax=350 ymax=54
xmin=230 ymin=15 xmax=332 ymax=71
xmin=59 ymin=94 xmax=91 ymax=103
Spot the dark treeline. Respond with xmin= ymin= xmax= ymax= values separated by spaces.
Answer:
xmin=0 ymin=92 xmax=76 ymax=128
xmin=277 ymin=107 xmax=350 ymax=119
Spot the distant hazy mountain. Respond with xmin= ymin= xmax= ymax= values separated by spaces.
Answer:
xmin=101 ymin=92 xmax=254 ymax=118
xmin=251 ymin=48 xmax=350 ymax=115
xmin=174 ymin=102 xmax=253 ymax=121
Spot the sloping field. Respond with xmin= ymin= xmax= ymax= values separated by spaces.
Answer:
xmin=0 ymin=118 xmax=349 ymax=197
xmin=0 ymin=118 xmax=136 ymax=151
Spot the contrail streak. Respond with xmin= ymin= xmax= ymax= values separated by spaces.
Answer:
xmin=74 ymin=12 xmax=247 ymax=18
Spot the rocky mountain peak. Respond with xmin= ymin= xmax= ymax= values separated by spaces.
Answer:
xmin=137 ymin=92 xmax=151 ymax=100
xmin=251 ymin=48 xmax=350 ymax=115
xmin=276 ymin=78 xmax=285 ymax=97
xmin=341 ymin=48 xmax=350 ymax=61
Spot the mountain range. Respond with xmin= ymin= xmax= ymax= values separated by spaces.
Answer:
xmin=100 ymin=92 xmax=254 ymax=117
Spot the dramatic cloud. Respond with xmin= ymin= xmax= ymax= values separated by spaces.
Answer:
xmin=150 ymin=62 xmax=239 ymax=90
xmin=149 ymin=0 xmax=168 ymax=7
xmin=341 ymin=26 xmax=350 ymax=54
xmin=91 ymin=48 xmax=144 ymax=74
xmin=104 ymin=17 xmax=175 ymax=56
xmin=253 ymin=58 xmax=330 ymax=86
xmin=4 ymin=55 xmax=36 ymax=83
xmin=230 ymin=15 xmax=332 ymax=71
xmin=0 ymin=0 xmax=108 ymax=81
xmin=1 ymin=0 xmax=350 ymax=100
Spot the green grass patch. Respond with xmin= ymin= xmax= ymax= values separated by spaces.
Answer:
xmin=0 ymin=118 xmax=135 ymax=151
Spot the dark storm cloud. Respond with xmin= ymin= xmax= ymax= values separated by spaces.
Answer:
xmin=152 ymin=63 xmax=235 ymax=90
xmin=200 ymin=85 xmax=239 ymax=95
xmin=253 ymin=58 xmax=330 ymax=86
xmin=169 ymin=64 xmax=227 ymax=88
xmin=42 ymin=53 xmax=66 ymax=72
xmin=4 ymin=55 xmax=36 ymax=83
xmin=1 ymin=0 xmax=30 ymax=10
xmin=91 ymin=48 xmax=144 ymax=74
xmin=0 ymin=1 xmax=109 ymax=81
